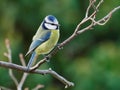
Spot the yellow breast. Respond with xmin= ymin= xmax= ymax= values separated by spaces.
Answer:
xmin=35 ymin=30 xmax=59 ymax=55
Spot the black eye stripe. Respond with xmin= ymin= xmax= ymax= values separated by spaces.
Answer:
xmin=44 ymin=20 xmax=60 ymax=26
xmin=45 ymin=22 xmax=58 ymax=26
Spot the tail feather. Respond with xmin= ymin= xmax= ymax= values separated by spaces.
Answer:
xmin=25 ymin=50 xmax=32 ymax=57
xmin=27 ymin=52 xmax=36 ymax=70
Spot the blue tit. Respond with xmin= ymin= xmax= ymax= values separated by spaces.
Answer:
xmin=26 ymin=15 xmax=60 ymax=70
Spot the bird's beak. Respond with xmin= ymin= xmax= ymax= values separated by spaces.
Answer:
xmin=56 ymin=23 xmax=60 ymax=26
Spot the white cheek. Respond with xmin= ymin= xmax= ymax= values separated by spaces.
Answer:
xmin=45 ymin=23 xmax=57 ymax=30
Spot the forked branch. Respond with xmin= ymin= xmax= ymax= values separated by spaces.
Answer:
xmin=31 ymin=0 xmax=120 ymax=70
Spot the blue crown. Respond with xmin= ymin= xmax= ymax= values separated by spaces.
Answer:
xmin=47 ymin=15 xmax=56 ymax=22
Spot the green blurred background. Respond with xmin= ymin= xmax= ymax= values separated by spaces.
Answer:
xmin=0 ymin=0 xmax=120 ymax=90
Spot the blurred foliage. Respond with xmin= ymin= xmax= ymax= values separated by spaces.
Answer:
xmin=0 ymin=0 xmax=120 ymax=90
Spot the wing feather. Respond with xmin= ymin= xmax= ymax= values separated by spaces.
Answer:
xmin=25 ymin=31 xmax=51 ymax=56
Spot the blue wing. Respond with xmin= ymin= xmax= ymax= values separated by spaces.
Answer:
xmin=26 ymin=31 xmax=51 ymax=56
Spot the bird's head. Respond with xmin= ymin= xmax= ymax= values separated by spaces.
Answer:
xmin=42 ymin=15 xmax=59 ymax=30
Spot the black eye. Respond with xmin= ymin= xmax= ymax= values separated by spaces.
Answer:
xmin=50 ymin=23 xmax=55 ymax=25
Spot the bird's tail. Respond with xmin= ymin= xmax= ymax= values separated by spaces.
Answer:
xmin=27 ymin=52 xmax=36 ymax=70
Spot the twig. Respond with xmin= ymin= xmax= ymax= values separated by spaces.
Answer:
xmin=86 ymin=0 xmax=96 ymax=18
xmin=89 ymin=0 xmax=97 ymax=11
xmin=97 ymin=6 xmax=120 ymax=25
xmin=0 ymin=86 xmax=12 ymax=90
xmin=18 ymin=54 xmax=28 ymax=90
xmin=4 ymin=39 xmax=19 ymax=86
xmin=19 ymin=54 xmax=26 ymax=66
xmin=4 ymin=40 xmax=29 ymax=90
xmin=0 ymin=61 xmax=74 ymax=88
xmin=17 ymin=73 xmax=28 ymax=90
xmin=32 ymin=84 xmax=44 ymax=90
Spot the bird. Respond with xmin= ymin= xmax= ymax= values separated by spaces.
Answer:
xmin=26 ymin=15 xmax=60 ymax=70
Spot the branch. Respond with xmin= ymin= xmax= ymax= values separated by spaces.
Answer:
xmin=31 ymin=0 xmax=120 ymax=70
xmin=0 ymin=61 xmax=74 ymax=88
xmin=2 ymin=39 xmax=74 ymax=88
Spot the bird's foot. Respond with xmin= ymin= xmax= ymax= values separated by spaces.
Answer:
xmin=57 ymin=43 xmax=63 ymax=50
xmin=45 ymin=56 xmax=50 ymax=62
